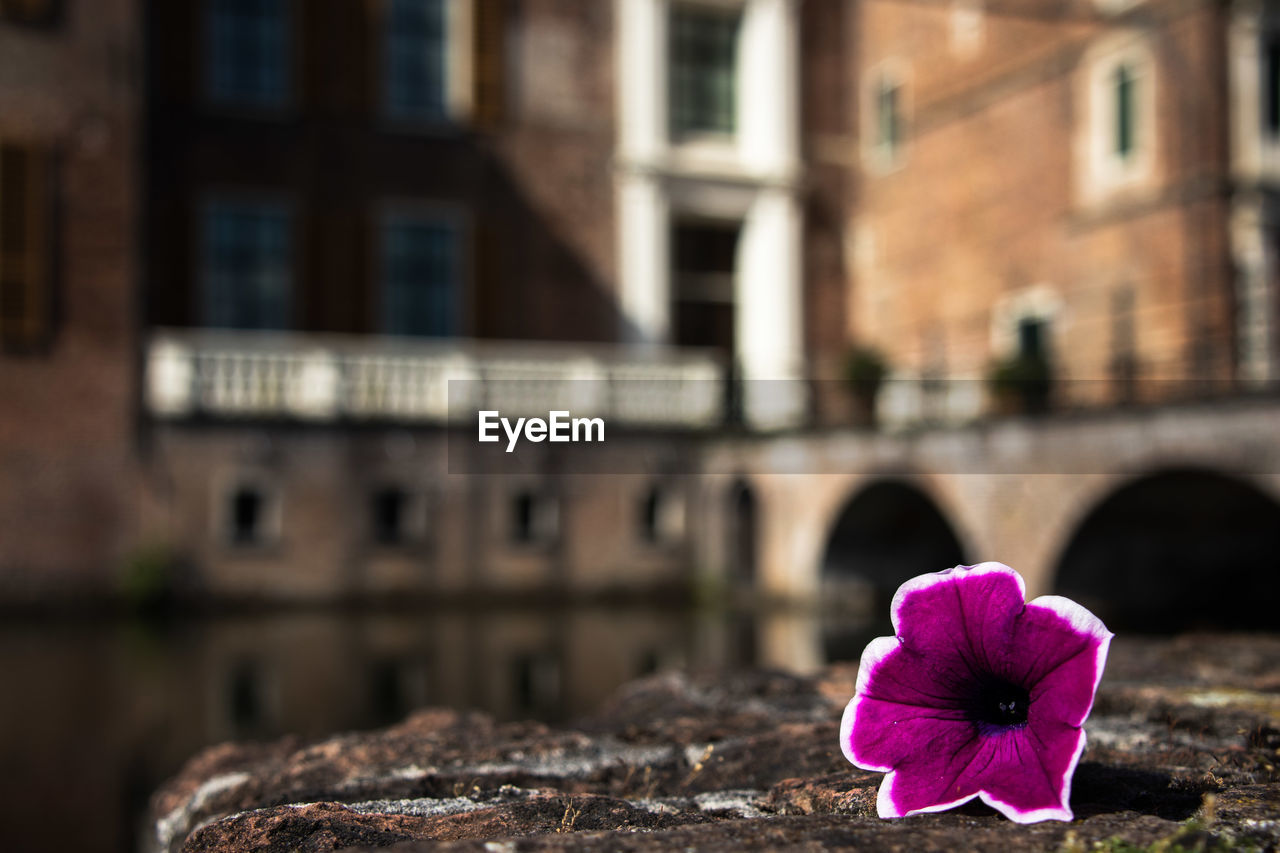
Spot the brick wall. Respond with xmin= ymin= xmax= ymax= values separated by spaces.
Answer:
xmin=850 ymin=0 xmax=1235 ymax=404
xmin=0 ymin=0 xmax=140 ymax=597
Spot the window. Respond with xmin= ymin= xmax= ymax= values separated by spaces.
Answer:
xmin=1114 ymin=64 xmax=1136 ymax=159
xmin=206 ymin=0 xmax=290 ymax=108
xmin=511 ymin=490 xmax=558 ymax=545
xmin=380 ymin=213 xmax=459 ymax=337
xmin=0 ymin=0 xmax=62 ymax=27
xmin=1017 ymin=316 xmax=1046 ymax=361
xmin=371 ymin=487 xmax=418 ymax=545
xmin=384 ymin=0 xmax=449 ymax=122
xmin=672 ymin=220 xmax=739 ymax=356
xmin=876 ymin=77 xmax=903 ymax=158
xmin=639 ymin=484 xmax=685 ymax=544
xmin=1079 ymin=38 xmax=1155 ymax=201
xmin=229 ymin=486 xmax=265 ymax=544
xmin=669 ymin=5 xmax=741 ymax=138
xmin=223 ymin=481 xmax=279 ymax=546
xmin=202 ymin=200 xmax=292 ymax=330
xmin=0 ymin=143 xmax=53 ymax=352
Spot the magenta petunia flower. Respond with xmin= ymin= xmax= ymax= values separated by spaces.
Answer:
xmin=840 ymin=562 xmax=1113 ymax=823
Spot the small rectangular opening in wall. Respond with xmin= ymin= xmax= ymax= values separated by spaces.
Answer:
xmin=1114 ymin=64 xmax=1136 ymax=159
xmin=510 ymin=490 xmax=558 ymax=545
xmin=372 ymin=487 xmax=409 ymax=545
xmin=230 ymin=486 xmax=265 ymax=545
xmin=877 ymin=79 xmax=902 ymax=155
xmin=639 ymin=484 xmax=685 ymax=545
xmin=1018 ymin=316 xmax=1047 ymax=360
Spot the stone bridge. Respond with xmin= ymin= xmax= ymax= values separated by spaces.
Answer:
xmin=695 ymin=395 xmax=1280 ymax=632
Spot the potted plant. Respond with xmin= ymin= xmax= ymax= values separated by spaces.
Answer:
xmin=987 ymin=350 xmax=1053 ymax=415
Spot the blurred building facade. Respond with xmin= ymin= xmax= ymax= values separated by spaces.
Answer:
xmin=852 ymin=0 xmax=1279 ymax=422
xmin=0 ymin=0 xmax=1278 ymax=606
xmin=0 ymin=0 xmax=140 ymax=599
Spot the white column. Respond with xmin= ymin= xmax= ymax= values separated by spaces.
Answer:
xmin=616 ymin=0 xmax=666 ymax=162
xmin=738 ymin=0 xmax=800 ymax=178
xmin=616 ymin=175 xmax=670 ymax=344
xmin=616 ymin=0 xmax=670 ymax=344
xmin=738 ymin=186 xmax=806 ymax=427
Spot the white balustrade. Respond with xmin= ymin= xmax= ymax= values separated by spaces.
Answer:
xmin=145 ymin=330 xmax=725 ymax=429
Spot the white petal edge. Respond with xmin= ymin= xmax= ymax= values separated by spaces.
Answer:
xmin=840 ymin=635 xmax=900 ymax=772
xmin=878 ymin=770 xmax=979 ymax=818
xmin=875 ymin=729 xmax=1086 ymax=823
xmin=1025 ymin=594 xmax=1115 ymax=726
xmin=888 ymin=562 xmax=1026 ymax=637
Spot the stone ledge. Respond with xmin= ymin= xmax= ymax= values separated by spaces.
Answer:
xmin=149 ymin=635 xmax=1280 ymax=852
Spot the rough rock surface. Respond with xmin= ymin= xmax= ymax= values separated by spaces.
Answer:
xmin=150 ymin=635 xmax=1280 ymax=852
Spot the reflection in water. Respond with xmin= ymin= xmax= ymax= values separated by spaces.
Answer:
xmin=0 ymin=604 xmax=877 ymax=853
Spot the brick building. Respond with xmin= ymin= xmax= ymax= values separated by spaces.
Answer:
xmin=0 ymin=0 xmax=140 ymax=600
xmin=851 ymin=0 xmax=1279 ymax=421
xmin=2 ymin=0 xmax=1278 ymax=601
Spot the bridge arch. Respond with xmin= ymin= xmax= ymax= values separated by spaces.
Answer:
xmin=820 ymin=478 xmax=968 ymax=615
xmin=1053 ymin=467 xmax=1280 ymax=630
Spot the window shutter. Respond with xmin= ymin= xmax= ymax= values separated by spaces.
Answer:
xmin=0 ymin=144 xmax=53 ymax=352
xmin=472 ymin=0 xmax=506 ymax=128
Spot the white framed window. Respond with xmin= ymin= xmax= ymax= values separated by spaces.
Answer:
xmin=668 ymin=3 xmax=743 ymax=140
xmin=1077 ymin=34 xmax=1157 ymax=204
xmin=863 ymin=62 xmax=909 ymax=172
xmin=989 ymin=285 xmax=1063 ymax=361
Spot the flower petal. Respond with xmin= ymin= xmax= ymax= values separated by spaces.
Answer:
xmin=842 ymin=637 xmax=974 ymax=773
xmin=975 ymin=724 xmax=1084 ymax=823
xmin=876 ymin=726 xmax=995 ymax=817
xmin=890 ymin=562 xmax=1026 ymax=672
xmin=1009 ymin=596 xmax=1114 ymax=728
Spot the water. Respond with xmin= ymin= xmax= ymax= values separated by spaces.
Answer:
xmin=0 ymin=605 xmax=887 ymax=853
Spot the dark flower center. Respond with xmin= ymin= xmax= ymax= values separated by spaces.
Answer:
xmin=971 ymin=679 xmax=1031 ymax=730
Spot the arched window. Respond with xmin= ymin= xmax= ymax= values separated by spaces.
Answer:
xmin=1078 ymin=34 xmax=1157 ymax=203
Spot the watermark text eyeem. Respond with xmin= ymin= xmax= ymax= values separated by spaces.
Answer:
xmin=478 ymin=410 xmax=605 ymax=452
